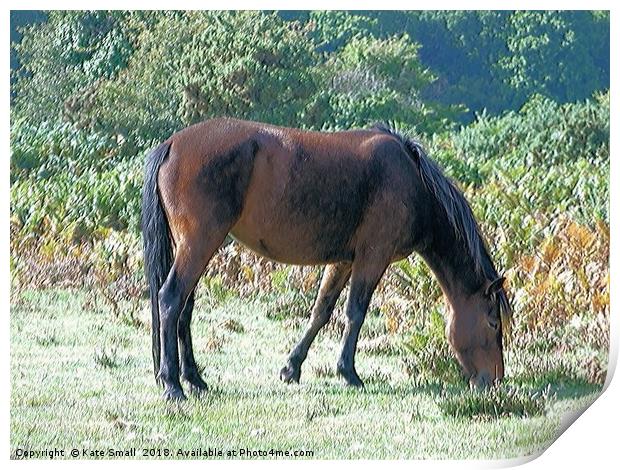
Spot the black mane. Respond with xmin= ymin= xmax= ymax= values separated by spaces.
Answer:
xmin=371 ymin=123 xmax=512 ymax=329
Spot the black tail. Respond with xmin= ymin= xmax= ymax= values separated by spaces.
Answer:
xmin=141 ymin=141 xmax=173 ymax=380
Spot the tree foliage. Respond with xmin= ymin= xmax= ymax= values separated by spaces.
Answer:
xmin=12 ymin=10 xmax=610 ymax=133
xmin=310 ymin=34 xmax=456 ymax=132
xmin=341 ymin=11 xmax=609 ymax=120
xmin=91 ymin=11 xmax=322 ymax=143
xmin=12 ymin=10 xmax=448 ymax=149
xmin=11 ymin=11 xmax=140 ymax=126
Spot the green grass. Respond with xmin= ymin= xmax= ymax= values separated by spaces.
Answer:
xmin=10 ymin=289 xmax=603 ymax=459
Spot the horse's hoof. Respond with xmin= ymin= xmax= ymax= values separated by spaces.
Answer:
xmin=163 ymin=386 xmax=187 ymax=401
xmin=279 ymin=363 xmax=301 ymax=384
xmin=345 ymin=376 xmax=364 ymax=388
xmin=338 ymin=368 xmax=364 ymax=388
xmin=184 ymin=375 xmax=208 ymax=396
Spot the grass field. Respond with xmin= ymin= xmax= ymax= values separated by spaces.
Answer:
xmin=10 ymin=289 xmax=603 ymax=460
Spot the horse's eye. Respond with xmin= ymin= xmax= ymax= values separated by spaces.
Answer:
xmin=488 ymin=319 xmax=499 ymax=330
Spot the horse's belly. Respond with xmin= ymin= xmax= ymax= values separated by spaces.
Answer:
xmin=229 ymin=219 xmax=353 ymax=265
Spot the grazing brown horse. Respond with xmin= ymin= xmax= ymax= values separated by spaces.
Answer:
xmin=142 ymin=117 xmax=511 ymax=400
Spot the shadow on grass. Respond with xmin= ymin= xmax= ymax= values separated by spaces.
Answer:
xmin=165 ymin=378 xmax=454 ymax=406
xmin=510 ymin=371 xmax=602 ymax=401
xmin=149 ymin=371 xmax=604 ymax=427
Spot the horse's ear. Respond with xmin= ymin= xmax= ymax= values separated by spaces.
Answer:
xmin=484 ymin=277 xmax=505 ymax=297
xmin=405 ymin=141 xmax=421 ymax=164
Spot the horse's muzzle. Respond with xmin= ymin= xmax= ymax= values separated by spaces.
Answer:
xmin=469 ymin=371 xmax=495 ymax=389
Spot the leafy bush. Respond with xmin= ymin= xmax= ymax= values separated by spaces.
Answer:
xmin=432 ymin=92 xmax=609 ymax=222
xmin=10 ymin=117 xmax=123 ymax=179
xmin=11 ymin=157 xmax=141 ymax=244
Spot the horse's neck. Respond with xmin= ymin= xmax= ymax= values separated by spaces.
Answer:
xmin=417 ymin=228 xmax=482 ymax=304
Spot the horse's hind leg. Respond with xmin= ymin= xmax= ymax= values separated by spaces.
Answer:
xmin=178 ymin=290 xmax=208 ymax=394
xmin=158 ymin=228 xmax=230 ymax=400
xmin=280 ymin=262 xmax=351 ymax=384
xmin=337 ymin=257 xmax=389 ymax=387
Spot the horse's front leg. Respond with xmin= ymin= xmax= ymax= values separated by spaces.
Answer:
xmin=337 ymin=257 xmax=388 ymax=387
xmin=280 ymin=262 xmax=351 ymax=384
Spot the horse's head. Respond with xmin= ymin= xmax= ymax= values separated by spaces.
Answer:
xmin=445 ymin=276 xmax=511 ymax=388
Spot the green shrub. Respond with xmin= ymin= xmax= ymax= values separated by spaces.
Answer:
xmin=11 ymin=157 xmax=141 ymax=244
xmin=10 ymin=117 xmax=123 ymax=180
